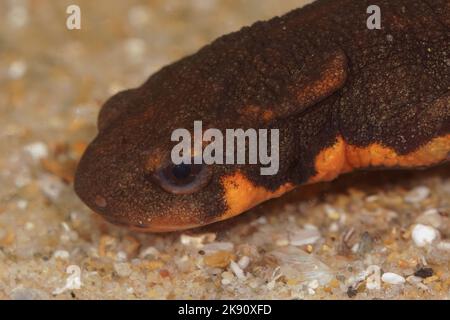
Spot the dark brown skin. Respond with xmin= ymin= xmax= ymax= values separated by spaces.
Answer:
xmin=75 ymin=0 xmax=450 ymax=232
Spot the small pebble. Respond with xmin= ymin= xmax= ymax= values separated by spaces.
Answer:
xmin=423 ymin=275 xmax=439 ymax=284
xmin=230 ymin=260 xmax=246 ymax=280
xmin=289 ymin=228 xmax=321 ymax=246
xmin=436 ymin=241 xmax=450 ymax=251
xmin=346 ymin=286 xmax=358 ymax=298
xmin=381 ymin=272 xmax=405 ymax=285
xmin=275 ymin=238 xmax=289 ymax=246
xmin=16 ymin=199 xmax=28 ymax=210
xmin=139 ymin=246 xmax=160 ymax=259
xmin=15 ymin=173 xmax=31 ymax=188
xmin=221 ymin=271 xmax=234 ymax=285
xmin=113 ymin=262 xmax=132 ymax=277
xmin=38 ymin=174 xmax=64 ymax=200
xmin=116 ymin=251 xmax=128 ymax=262
xmin=204 ymin=251 xmax=235 ymax=268
xmin=128 ymin=6 xmax=150 ymax=28
xmin=24 ymin=222 xmax=34 ymax=230
xmin=124 ymin=38 xmax=146 ymax=62
xmin=414 ymin=267 xmax=434 ymax=279
xmin=351 ymin=243 xmax=359 ymax=253
xmin=8 ymin=60 xmax=27 ymax=79
xmin=365 ymin=195 xmax=379 ymax=202
xmin=405 ymin=186 xmax=430 ymax=203
xmin=180 ymin=233 xmax=216 ymax=247
xmin=256 ymin=216 xmax=268 ymax=225
xmin=366 ymin=275 xmax=380 ymax=290
xmin=406 ymin=276 xmax=430 ymax=291
xmin=308 ymin=279 xmax=319 ymax=289
xmin=406 ymin=275 xmax=422 ymax=284
xmin=24 ymin=142 xmax=48 ymax=161
xmin=202 ymin=242 xmax=234 ymax=253
xmin=324 ymin=205 xmax=340 ymax=220
xmin=411 ymin=224 xmax=438 ymax=247
xmin=237 ymin=256 xmax=250 ymax=269
xmin=53 ymin=250 xmax=70 ymax=260
xmin=329 ymin=222 xmax=339 ymax=232
xmin=357 ymin=232 xmax=373 ymax=256
xmin=415 ymin=209 xmax=442 ymax=229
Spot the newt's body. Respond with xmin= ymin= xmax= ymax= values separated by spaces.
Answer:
xmin=75 ymin=0 xmax=450 ymax=232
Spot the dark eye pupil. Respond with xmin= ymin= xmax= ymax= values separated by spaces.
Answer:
xmin=160 ymin=163 xmax=201 ymax=185
xmin=151 ymin=161 xmax=212 ymax=195
xmin=172 ymin=163 xmax=191 ymax=180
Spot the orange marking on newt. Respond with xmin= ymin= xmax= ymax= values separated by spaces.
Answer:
xmin=308 ymin=134 xmax=450 ymax=184
xmin=296 ymin=52 xmax=348 ymax=107
xmin=221 ymin=134 xmax=450 ymax=219
xmin=308 ymin=136 xmax=350 ymax=184
xmin=345 ymin=134 xmax=450 ymax=169
xmin=238 ymin=105 xmax=275 ymax=122
xmin=221 ymin=172 xmax=294 ymax=220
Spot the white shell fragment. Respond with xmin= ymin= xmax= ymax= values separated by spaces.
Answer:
xmin=270 ymin=246 xmax=333 ymax=286
xmin=24 ymin=142 xmax=48 ymax=161
xmin=53 ymin=250 xmax=70 ymax=260
xmin=180 ymin=233 xmax=216 ymax=247
xmin=411 ymin=224 xmax=438 ymax=247
xmin=381 ymin=272 xmax=406 ymax=285
xmin=202 ymin=242 xmax=234 ymax=254
xmin=237 ymin=256 xmax=250 ymax=270
xmin=230 ymin=260 xmax=246 ymax=280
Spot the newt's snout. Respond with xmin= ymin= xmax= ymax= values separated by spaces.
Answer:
xmin=74 ymin=105 xmax=233 ymax=232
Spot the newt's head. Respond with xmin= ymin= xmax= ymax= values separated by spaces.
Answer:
xmin=74 ymin=88 xmax=230 ymax=232
xmin=74 ymin=83 xmax=289 ymax=232
xmin=74 ymin=18 xmax=349 ymax=232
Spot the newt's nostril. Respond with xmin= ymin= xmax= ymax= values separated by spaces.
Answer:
xmin=94 ymin=195 xmax=107 ymax=208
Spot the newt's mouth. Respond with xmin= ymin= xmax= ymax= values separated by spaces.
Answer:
xmin=97 ymin=210 xmax=216 ymax=233
xmin=101 ymin=215 xmax=203 ymax=232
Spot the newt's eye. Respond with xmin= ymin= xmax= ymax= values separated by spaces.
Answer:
xmin=153 ymin=162 xmax=211 ymax=195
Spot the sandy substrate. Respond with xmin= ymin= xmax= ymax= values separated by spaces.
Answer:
xmin=1 ymin=0 xmax=450 ymax=300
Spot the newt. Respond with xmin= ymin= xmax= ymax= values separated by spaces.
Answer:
xmin=74 ymin=0 xmax=450 ymax=232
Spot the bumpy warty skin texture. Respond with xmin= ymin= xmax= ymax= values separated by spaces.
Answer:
xmin=75 ymin=0 xmax=450 ymax=231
